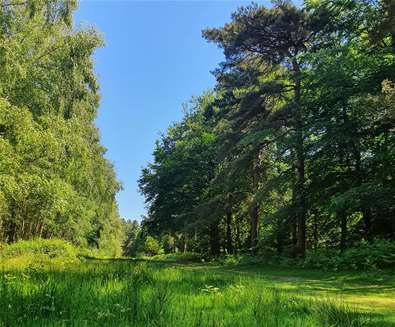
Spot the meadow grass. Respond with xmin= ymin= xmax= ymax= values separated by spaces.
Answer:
xmin=0 ymin=259 xmax=394 ymax=327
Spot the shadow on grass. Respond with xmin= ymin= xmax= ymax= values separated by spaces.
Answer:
xmin=82 ymin=258 xmax=395 ymax=300
xmin=1 ymin=260 xmax=394 ymax=327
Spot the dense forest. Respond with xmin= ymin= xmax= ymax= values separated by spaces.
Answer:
xmin=0 ymin=0 xmax=123 ymax=255
xmin=139 ymin=0 xmax=395 ymax=258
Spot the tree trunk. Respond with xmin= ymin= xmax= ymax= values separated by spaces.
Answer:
xmin=183 ymin=236 xmax=188 ymax=253
xmin=340 ymin=212 xmax=347 ymax=252
xmin=292 ymin=216 xmax=297 ymax=257
xmin=276 ymin=218 xmax=283 ymax=255
xmin=363 ymin=207 xmax=372 ymax=240
xmin=6 ymin=220 xmax=17 ymax=244
xmin=235 ymin=216 xmax=241 ymax=253
xmin=250 ymin=164 xmax=260 ymax=251
xmin=210 ymin=222 xmax=220 ymax=256
xmin=313 ymin=212 xmax=318 ymax=249
xmin=352 ymin=137 xmax=372 ymax=240
xmin=226 ymin=209 xmax=233 ymax=254
xmin=292 ymin=59 xmax=307 ymax=258
xmin=295 ymin=200 xmax=306 ymax=257
xmin=7 ymin=204 xmax=17 ymax=243
xmin=250 ymin=204 xmax=259 ymax=250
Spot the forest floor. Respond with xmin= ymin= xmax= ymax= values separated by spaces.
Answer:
xmin=0 ymin=258 xmax=394 ymax=326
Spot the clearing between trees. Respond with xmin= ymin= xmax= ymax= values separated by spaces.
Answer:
xmin=1 ymin=255 xmax=394 ymax=327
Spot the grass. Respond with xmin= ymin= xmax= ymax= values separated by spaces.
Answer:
xmin=1 ymin=240 xmax=393 ymax=326
xmin=0 ymin=257 xmax=394 ymax=327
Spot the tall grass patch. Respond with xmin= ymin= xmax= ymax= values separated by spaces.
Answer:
xmin=0 ymin=259 xmax=390 ymax=326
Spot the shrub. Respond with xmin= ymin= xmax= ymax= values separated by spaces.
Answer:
xmin=149 ymin=252 xmax=201 ymax=262
xmin=161 ymin=234 xmax=176 ymax=253
xmin=304 ymin=239 xmax=395 ymax=271
xmin=218 ymin=254 xmax=242 ymax=265
xmin=141 ymin=236 xmax=163 ymax=256
xmin=0 ymin=238 xmax=77 ymax=259
xmin=77 ymin=247 xmax=105 ymax=259
xmin=215 ymin=252 xmax=298 ymax=267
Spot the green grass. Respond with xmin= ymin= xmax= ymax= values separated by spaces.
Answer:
xmin=0 ymin=258 xmax=394 ymax=326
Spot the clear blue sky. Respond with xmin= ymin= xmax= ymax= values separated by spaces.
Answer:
xmin=73 ymin=1 xmax=272 ymax=221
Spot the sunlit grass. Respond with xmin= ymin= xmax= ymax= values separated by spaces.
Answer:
xmin=0 ymin=259 xmax=393 ymax=326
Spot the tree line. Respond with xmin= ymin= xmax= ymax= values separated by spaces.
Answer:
xmin=139 ymin=0 xmax=395 ymax=258
xmin=0 ymin=0 xmax=123 ymax=255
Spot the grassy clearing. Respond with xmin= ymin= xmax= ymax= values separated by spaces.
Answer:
xmin=197 ymin=263 xmax=395 ymax=319
xmin=0 ymin=258 xmax=394 ymax=327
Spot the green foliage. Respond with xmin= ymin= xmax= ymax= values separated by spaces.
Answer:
xmin=141 ymin=236 xmax=164 ymax=256
xmin=149 ymin=252 xmax=202 ymax=263
xmin=0 ymin=238 xmax=80 ymax=269
xmin=160 ymin=234 xmax=176 ymax=253
xmin=140 ymin=0 xmax=395 ymax=259
xmin=216 ymin=240 xmax=395 ymax=272
xmin=304 ymin=240 xmax=395 ymax=271
xmin=139 ymin=93 xmax=219 ymax=246
xmin=215 ymin=254 xmax=242 ymax=265
xmin=0 ymin=0 xmax=123 ymax=252
xmin=122 ymin=219 xmax=141 ymax=256
xmin=0 ymin=239 xmax=76 ymax=260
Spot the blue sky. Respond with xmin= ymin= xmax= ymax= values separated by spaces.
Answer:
xmin=74 ymin=1 xmax=271 ymax=221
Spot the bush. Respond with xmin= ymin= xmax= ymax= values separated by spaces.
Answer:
xmin=149 ymin=252 xmax=201 ymax=262
xmin=0 ymin=239 xmax=77 ymax=259
xmin=217 ymin=254 xmax=242 ymax=265
xmin=0 ymin=239 xmax=80 ymax=268
xmin=216 ymin=240 xmax=395 ymax=271
xmin=77 ymin=247 xmax=107 ymax=259
xmin=141 ymin=236 xmax=163 ymax=256
xmin=161 ymin=234 xmax=176 ymax=253
xmin=304 ymin=239 xmax=395 ymax=271
xmin=216 ymin=253 xmax=298 ymax=267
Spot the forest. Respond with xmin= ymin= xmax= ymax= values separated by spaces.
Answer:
xmin=0 ymin=0 xmax=124 ymax=255
xmin=1 ymin=0 xmax=394 ymax=264
xmin=138 ymin=0 xmax=395 ymax=262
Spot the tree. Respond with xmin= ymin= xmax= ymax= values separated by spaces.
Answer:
xmin=142 ymin=236 xmax=163 ymax=256
xmin=203 ymin=1 xmax=315 ymax=256
xmin=140 ymin=0 xmax=395 ymax=258
xmin=139 ymin=93 xmax=220 ymax=254
xmin=0 ymin=0 xmax=123 ymax=253
xmin=122 ymin=219 xmax=141 ymax=256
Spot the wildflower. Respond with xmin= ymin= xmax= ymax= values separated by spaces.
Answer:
xmin=201 ymin=285 xmax=220 ymax=294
